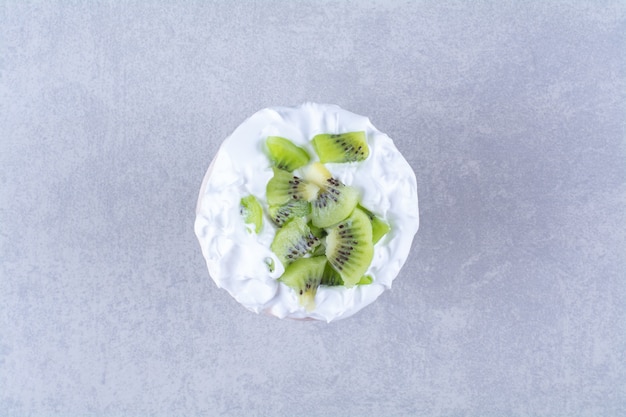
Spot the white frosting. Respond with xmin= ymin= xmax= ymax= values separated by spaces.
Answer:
xmin=195 ymin=103 xmax=419 ymax=322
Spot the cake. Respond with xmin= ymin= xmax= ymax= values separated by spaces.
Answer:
xmin=194 ymin=103 xmax=419 ymax=322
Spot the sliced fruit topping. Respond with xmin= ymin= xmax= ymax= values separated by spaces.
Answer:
xmin=266 ymin=168 xmax=319 ymax=207
xmin=357 ymin=275 xmax=373 ymax=285
xmin=239 ymin=195 xmax=263 ymax=233
xmin=270 ymin=217 xmax=320 ymax=267
xmin=303 ymin=161 xmax=333 ymax=188
xmin=311 ymin=180 xmax=359 ymax=229
xmin=371 ymin=217 xmax=391 ymax=245
xmin=307 ymin=221 xmax=326 ymax=239
xmin=305 ymin=163 xmax=359 ymax=229
xmin=279 ymin=256 xmax=326 ymax=311
xmin=312 ymin=131 xmax=369 ymax=163
xmin=320 ymin=262 xmax=343 ymax=286
xmin=358 ymin=204 xmax=391 ymax=244
xmin=268 ymin=199 xmax=310 ymax=227
xmin=325 ymin=208 xmax=374 ymax=287
xmin=311 ymin=242 xmax=327 ymax=257
xmin=256 ymin=131 xmax=383 ymax=309
xmin=266 ymin=136 xmax=310 ymax=171
xmin=319 ymin=264 xmax=373 ymax=287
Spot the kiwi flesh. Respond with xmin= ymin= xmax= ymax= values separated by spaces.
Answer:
xmin=320 ymin=264 xmax=373 ymax=286
xmin=266 ymin=136 xmax=310 ymax=171
xmin=258 ymin=131 xmax=385 ymax=310
xmin=279 ymin=256 xmax=326 ymax=311
xmin=270 ymin=217 xmax=320 ymax=267
xmin=320 ymin=262 xmax=343 ymax=286
xmin=325 ymin=208 xmax=374 ymax=287
xmin=357 ymin=275 xmax=373 ymax=285
xmin=307 ymin=221 xmax=326 ymax=239
xmin=239 ymin=195 xmax=263 ymax=233
xmin=357 ymin=204 xmax=391 ymax=244
xmin=304 ymin=163 xmax=359 ymax=228
xmin=308 ymin=222 xmax=328 ymax=257
xmin=312 ymin=131 xmax=369 ymax=163
xmin=268 ymin=199 xmax=310 ymax=227
xmin=371 ymin=217 xmax=390 ymax=244
xmin=311 ymin=179 xmax=359 ymax=229
xmin=266 ymin=168 xmax=319 ymax=207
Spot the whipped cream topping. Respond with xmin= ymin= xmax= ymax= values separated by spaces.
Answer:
xmin=195 ymin=103 xmax=419 ymax=322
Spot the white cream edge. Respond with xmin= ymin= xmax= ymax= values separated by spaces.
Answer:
xmin=194 ymin=103 xmax=419 ymax=322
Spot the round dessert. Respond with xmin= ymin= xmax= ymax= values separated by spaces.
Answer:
xmin=194 ymin=103 xmax=419 ymax=322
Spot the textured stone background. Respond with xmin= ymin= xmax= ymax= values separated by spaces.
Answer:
xmin=1 ymin=1 xmax=625 ymax=416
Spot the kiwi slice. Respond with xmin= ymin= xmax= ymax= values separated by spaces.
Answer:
xmin=270 ymin=217 xmax=321 ymax=267
xmin=325 ymin=208 xmax=374 ymax=287
xmin=371 ymin=217 xmax=390 ymax=244
xmin=311 ymin=180 xmax=359 ymax=229
xmin=304 ymin=163 xmax=359 ymax=228
xmin=307 ymin=220 xmax=325 ymax=238
xmin=312 ymin=131 xmax=369 ymax=163
xmin=358 ymin=204 xmax=391 ymax=244
xmin=268 ymin=199 xmax=310 ymax=227
xmin=279 ymin=256 xmax=326 ymax=311
xmin=266 ymin=168 xmax=319 ymax=207
xmin=320 ymin=262 xmax=343 ymax=286
xmin=308 ymin=222 xmax=327 ymax=257
xmin=258 ymin=132 xmax=382 ymax=310
xmin=311 ymin=243 xmax=326 ymax=257
xmin=357 ymin=275 xmax=373 ymax=285
xmin=239 ymin=195 xmax=263 ymax=233
xmin=266 ymin=136 xmax=311 ymax=171
xmin=320 ymin=265 xmax=372 ymax=287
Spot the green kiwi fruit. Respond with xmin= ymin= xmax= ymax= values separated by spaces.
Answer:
xmin=304 ymin=163 xmax=359 ymax=228
xmin=303 ymin=161 xmax=334 ymax=187
xmin=308 ymin=222 xmax=327 ymax=257
xmin=239 ymin=195 xmax=263 ymax=233
xmin=311 ymin=179 xmax=359 ymax=229
xmin=322 ymin=271 xmax=373 ymax=286
xmin=357 ymin=275 xmax=373 ymax=285
xmin=358 ymin=204 xmax=391 ymax=244
xmin=320 ymin=264 xmax=372 ymax=287
xmin=320 ymin=261 xmax=343 ymax=286
xmin=325 ymin=208 xmax=374 ymax=287
xmin=279 ymin=256 xmax=326 ymax=311
xmin=266 ymin=136 xmax=310 ymax=171
xmin=370 ymin=217 xmax=390 ymax=244
xmin=270 ymin=217 xmax=320 ymax=267
xmin=312 ymin=131 xmax=369 ymax=163
xmin=311 ymin=243 xmax=326 ymax=257
xmin=268 ymin=199 xmax=310 ymax=227
xmin=266 ymin=168 xmax=319 ymax=207
xmin=258 ymin=131 xmax=384 ymax=310
xmin=307 ymin=221 xmax=326 ymax=239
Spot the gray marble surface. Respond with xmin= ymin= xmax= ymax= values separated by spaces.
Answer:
xmin=1 ymin=1 xmax=625 ymax=416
